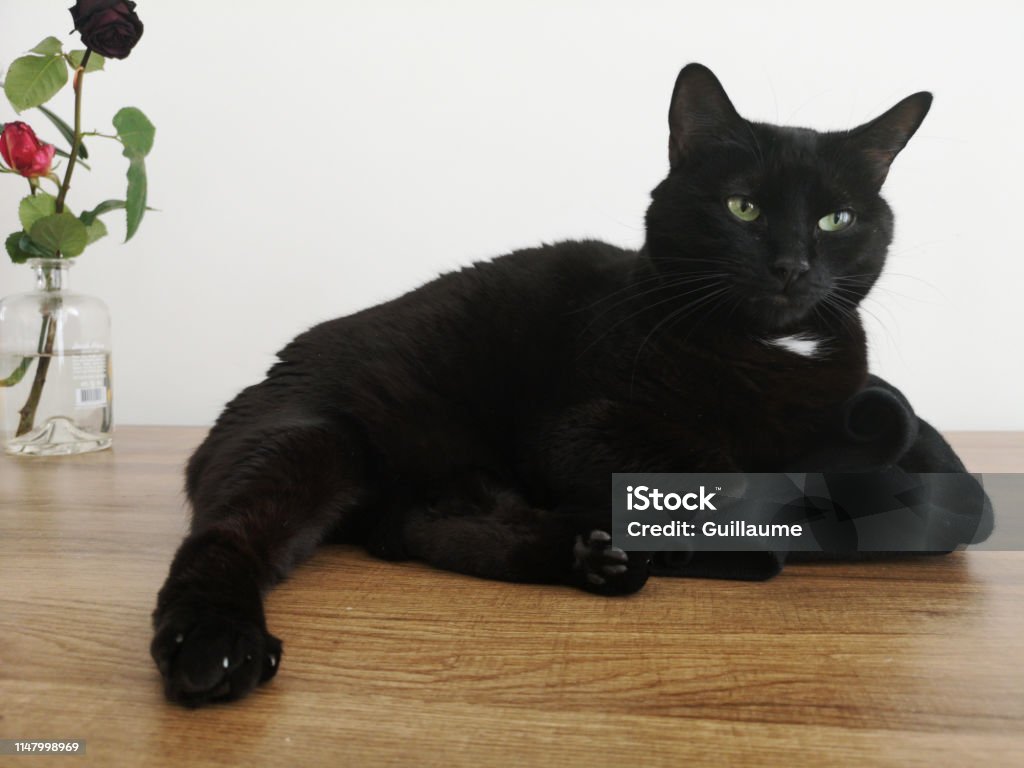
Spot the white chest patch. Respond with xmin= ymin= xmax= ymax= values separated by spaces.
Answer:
xmin=762 ymin=334 xmax=828 ymax=358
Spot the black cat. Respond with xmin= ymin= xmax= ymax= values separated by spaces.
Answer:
xmin=151 ymin=63 xmax=932 ymax=705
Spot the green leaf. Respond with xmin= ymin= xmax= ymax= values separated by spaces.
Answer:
xmin=14 ymin=233 xmax=56 ymax=260
xmin=68 ymin=50 xmax=105 ymax=72
xmin=112 ymin=108 xmax=155 ymax=240
xmin=19 ymin=234 xmax=54 ymax=257
xmin=125 ymin=156 xmax=147 ymax=241
xmin=31 ymin=37 xmax=64 ymax=57
xmin=30 ymin=212 xmax=88 ymax=257
xmin=80 ymin=199 xmax=126 ymax=226
xmin=113 ymin=107 xmax=155 ymax=158
xmin=0 ymin=355 xmax=33 ymax=387
xmin=18 ymin=193 xmax=57 ymax=231
xmin=3 ymin=53 xmax=69 ymax=112
xmin=84 ymin=217 xmax=108 ymax=245
xmin=37 ymin=105 xmax=88 ymax=159
xmin=6 ymin=232 xmax=32 ymax=264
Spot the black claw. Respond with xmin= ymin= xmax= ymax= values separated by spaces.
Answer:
xmin=605 ymin=547 xmax=628 ymax=562
xmin=571 ymin=529 xmax=651 ymax=596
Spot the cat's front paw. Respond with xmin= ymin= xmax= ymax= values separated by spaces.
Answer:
xmin=151 ymin=604 xmax=281 ymax=707
xmin=571 ymin=530 xmax=651 ymax=596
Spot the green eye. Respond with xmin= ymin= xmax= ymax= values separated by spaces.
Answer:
xmin=726 ymin=196 xmax=761 ymax=222
xmin=818 ymin=210 xmax=855 ymax=232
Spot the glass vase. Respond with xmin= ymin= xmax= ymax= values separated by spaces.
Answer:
xmin=0 ymin=258 xmax=113 ymax=455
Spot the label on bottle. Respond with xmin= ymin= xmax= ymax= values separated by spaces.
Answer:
xmin=75 ymin=387 xmax=107 ymax=407
xmin=72 ymin=353 xmax=108 ymax=410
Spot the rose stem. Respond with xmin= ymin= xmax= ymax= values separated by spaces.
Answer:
xmin=15 ymin=315 xmax=56 ymax=436
xmin=55 ymin=49 xmax=91 ymax=213
xmin=14 ymin=49 xmax=92 ymax=437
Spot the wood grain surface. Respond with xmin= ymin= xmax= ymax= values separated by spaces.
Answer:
xmin=0 ymin=428 xmax=1021 ymax=767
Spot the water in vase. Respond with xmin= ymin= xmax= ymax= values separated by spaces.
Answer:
xmin=0 ymin=350 xmax=113 ymax=455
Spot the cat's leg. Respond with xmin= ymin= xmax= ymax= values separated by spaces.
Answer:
xmin=151 ymin=410 xmax=367 ymax=707
xmin=385 ymin=475 xmax=651 ymax=595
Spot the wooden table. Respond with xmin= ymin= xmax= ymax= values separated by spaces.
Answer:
xmin=1 ymin=428 xmax=1022 ymax=767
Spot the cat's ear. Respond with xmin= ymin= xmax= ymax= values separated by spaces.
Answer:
xmin=668 ymin=63 xmax=744 ymax=168
xmin=846 ymin=92 xmax=932 ymax=187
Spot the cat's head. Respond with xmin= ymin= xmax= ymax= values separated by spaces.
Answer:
xmin=644 ymin=63 xmax=931 ymax=335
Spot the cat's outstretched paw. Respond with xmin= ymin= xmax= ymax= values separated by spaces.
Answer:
xmin=572 ymin=530 xmax=651 ymax=596
xmin=151 ymin=606 xmax=281 ymax=707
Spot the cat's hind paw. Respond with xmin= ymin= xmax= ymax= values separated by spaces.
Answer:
xmin=572 ymin=530 xmax=651 ymax=596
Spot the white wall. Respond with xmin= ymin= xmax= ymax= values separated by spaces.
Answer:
xmin=1 ymin=0 xmax=1022 ymax=429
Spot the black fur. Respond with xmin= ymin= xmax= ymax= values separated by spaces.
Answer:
xmin=152 ymin=63 xmax=932 ymax=705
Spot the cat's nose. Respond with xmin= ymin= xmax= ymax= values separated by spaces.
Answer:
xmin=770 ymin=257 xmax=810 ymax=291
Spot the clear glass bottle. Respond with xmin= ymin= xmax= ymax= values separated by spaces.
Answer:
xmin=0 ymin=258 xmax=113 ymax=455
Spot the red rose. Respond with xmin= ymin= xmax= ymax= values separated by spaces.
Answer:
xmin=0 ymin=122 xmax=56 ymax=178
xmin=69 ymin=0 xmax=144 ymax=60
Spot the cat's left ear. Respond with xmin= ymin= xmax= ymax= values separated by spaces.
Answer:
xmin=847 ymin=92 xmax=933 ymax=187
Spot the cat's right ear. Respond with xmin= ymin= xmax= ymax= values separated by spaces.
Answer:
xmin=668 ymin=63 xmax=744 ymax=168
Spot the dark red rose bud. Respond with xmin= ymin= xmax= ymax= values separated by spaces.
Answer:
xmin=0 ymin=122 xmax=56 ymax=178
xmin=69 ymin=0 xmax=144 ymax=60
